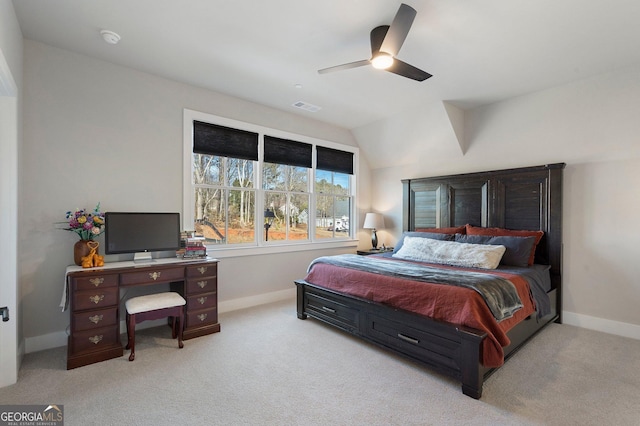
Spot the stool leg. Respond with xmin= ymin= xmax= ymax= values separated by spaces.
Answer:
xmin=177 ymin=308 xmax=184 ymax=349
xmin=127 ymin=313 xmax=136 ymax=361
xmin=171 ymin=316 xmax=177 ymax=339
xmin=125 ymin=313 xmax=132 ymax=349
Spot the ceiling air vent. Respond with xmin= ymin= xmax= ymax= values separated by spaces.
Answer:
xmin=292 ymin=101 xmax=321 ymax=112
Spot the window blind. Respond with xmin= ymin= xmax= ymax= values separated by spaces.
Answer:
xmin=193 ymin=120 xmax=258 ymax=161
xmin=316 ymin=146 xmax=354 ymax=175
xmin=264 ymin=135 xmax=312 ymax=168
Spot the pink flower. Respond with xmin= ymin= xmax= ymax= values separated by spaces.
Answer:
xmin=62 ymin=203 xmax=105 ymax=240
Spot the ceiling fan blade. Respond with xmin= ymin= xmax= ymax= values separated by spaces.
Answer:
xmin=379 ymin=3 xmax=417 ymax=57
xmin=385 ymin=59 xmax=432 ymax=81
xmin=370 ymin=26 xmax=388 ymax=56
xmin=318 ymin=59 xmax=370 ymax=74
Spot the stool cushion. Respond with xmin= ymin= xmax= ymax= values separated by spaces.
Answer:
xmin=126 ymin=292 xmax=186 ymax=315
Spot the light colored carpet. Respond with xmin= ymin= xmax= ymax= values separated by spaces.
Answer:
xmin=2 ymin=298 xmax=639 ymax=425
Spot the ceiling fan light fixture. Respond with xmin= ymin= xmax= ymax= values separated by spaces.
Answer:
xmin=371 ymin=53 xmax=394 ymax=70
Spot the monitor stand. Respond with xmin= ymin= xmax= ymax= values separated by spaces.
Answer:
xmin=133 ymin=252 xmax=154 ymax=263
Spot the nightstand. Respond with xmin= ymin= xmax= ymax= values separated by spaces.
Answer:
xmin=356 ymin=248 xmax=394 ymax=256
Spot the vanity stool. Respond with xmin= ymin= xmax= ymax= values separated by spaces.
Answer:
xmin=125 ymin=292 xmax=186 ymax=361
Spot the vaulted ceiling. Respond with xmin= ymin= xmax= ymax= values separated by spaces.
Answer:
xmin=13 ymin=0 xmax=640 ymax=133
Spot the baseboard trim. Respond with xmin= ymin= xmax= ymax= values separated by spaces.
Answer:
xmin=25 ymin=288 xmax=297 ymax=354
xmin=563 ymin=311 xmax=640 ymax=340
xmin=33 ymin=294 xmax=638 ymax=353
xmin=25 ymin=330 xmax=68 ymax=354
xmin=218 ymin=288 xmax=296 ymax=313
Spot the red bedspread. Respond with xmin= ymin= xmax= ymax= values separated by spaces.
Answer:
xmin=304 ymin=260 xmax=536 ymax=367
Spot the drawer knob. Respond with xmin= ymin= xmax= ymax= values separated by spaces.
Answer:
xmin=88 ymin=335 xmax=103 ymax=345
xmin=197 ymin=266 xmax=208 ymax=275
xmin=197 ymin=313 xmax=208 ymax=322
xmin=197 ymin=296 xmax=207 ymax=305
xmin=88 ymin=314 xmax=103 ymax=324
xmin=89 ymin=277 xmax=104 ymax=287
xmin=89 ymin=295 xmax=105 ymax=304
xmin=321 ymin=306 xmax=336 ymax=313
xmin=197 ymin=280 xmax=208 ymax=289
xmin=149 ymin=271 xmax=161 ymax=281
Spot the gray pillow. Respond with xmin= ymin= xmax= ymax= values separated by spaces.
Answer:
xmin=454 ymin=234 xmax=536 ymax=267
xmin=393 ymin=231 xmax=455 ymax=254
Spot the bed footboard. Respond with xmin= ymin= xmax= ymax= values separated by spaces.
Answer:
xmin=296 ymin=279 xmax=487 ymax=399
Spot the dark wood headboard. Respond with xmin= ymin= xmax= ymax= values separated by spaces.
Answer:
xmin=402 ymin=163 xmax=565 ymax=301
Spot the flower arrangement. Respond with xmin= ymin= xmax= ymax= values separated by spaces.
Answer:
xmin=64 ymin=203 xmax=105 ymax=241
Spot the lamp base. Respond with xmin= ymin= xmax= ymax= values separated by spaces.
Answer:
xmin=371 ymin=229 xmax=378 ymax=250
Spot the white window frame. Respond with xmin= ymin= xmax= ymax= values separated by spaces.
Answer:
xmin=183 ymin=109 xmax=358 ymax=258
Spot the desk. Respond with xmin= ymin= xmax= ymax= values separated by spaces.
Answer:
xmin=65 ymin=257 xmax=219 ymax=369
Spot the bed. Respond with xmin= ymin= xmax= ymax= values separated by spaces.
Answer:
xmin=295 ymin=163 xmax=564 ymax=398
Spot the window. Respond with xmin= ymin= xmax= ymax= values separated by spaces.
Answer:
xmin=315 ymin=169 xmax=351 ymax=240
xmin=315 ymin=146 xmax=354 ymax=240
xmin=184 ymin=109 xmax=357 ymax=251
xmin=263 ymin=135 xmax=312 ymax=242
xmin=192 ymin=120 xmax=257 ymax=246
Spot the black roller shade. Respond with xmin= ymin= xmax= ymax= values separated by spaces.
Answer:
xmin=316 ymin=146 xmax=354 ymax=175
xmin=193 ymin=120 xmax=258 ymax=161
xmin=264 ymin=135 xmax=312 ymax=168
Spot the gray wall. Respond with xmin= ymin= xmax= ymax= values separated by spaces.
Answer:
xmin=18 ymin=36 xmax=640 ymax=352
xmin=355 ymin=64 xmax=640 ymax=337
xmin=20 ymin=40 xmax=371 ymax=351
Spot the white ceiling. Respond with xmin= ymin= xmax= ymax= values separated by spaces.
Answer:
xmin=12 ymin=0 xmax=640 ymax=130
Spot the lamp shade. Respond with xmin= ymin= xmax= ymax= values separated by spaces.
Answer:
xmin=363 ymin=213 xmax=384 ymax=230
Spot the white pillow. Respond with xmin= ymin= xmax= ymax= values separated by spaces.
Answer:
xmin=392 ymin=235 xmax=506 ymax=269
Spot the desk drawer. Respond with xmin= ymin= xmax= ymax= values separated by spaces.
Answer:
xmin=72 ymin=274 xmax=118 ymax=291
xmin=186 ymin=277 xmax=217 ymax=295
xmin=71 ymin=325 xmax=120 ymax=355
xmin=73 ymin=288 xmax=118 ymax=311
xmin=186 ymin=264 xmax=217 ymax=278
xmin=186 ymin=307 xmax=218 ymax=327
xmin=187 ymin=292 xmax=217 ymax=310
xmin=73 ymin=307 xmax=118 ymax=332
xmin=120 ymin=266 xmax=184 ymax=286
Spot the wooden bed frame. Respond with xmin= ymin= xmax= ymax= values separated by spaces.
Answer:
xmin=296 ymin=163 xmax=565 ymax=398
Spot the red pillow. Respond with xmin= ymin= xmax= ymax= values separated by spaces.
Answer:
xmin=465 ymin=224 xmax=543 ymax=265
xmin=415 ymin=226 xmax=466 ymax=235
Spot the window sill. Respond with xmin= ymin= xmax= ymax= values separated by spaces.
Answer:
xmin=205 ymin=239 xmax=358 ymax=259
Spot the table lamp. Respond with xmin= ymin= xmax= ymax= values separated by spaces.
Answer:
xmin=363 ymin=213 xmax=385 ymax=250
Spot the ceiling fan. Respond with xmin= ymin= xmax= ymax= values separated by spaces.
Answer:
xmin=318 ymin=3 xmax=432 ymax=82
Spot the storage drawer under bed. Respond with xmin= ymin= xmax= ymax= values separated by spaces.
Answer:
xmin=304 ymin=289 xmax=360 ymax=332
xmin=365 ymin=313 xmax=463 ymax=373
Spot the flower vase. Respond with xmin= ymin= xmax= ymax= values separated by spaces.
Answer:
xmin=74 ymin=240 xmax=99 ymax=266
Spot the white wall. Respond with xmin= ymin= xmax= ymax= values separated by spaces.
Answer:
xmin=0 ymin=0 xmax=22 ymax=385
xmin=360 ymin=64 xmax=640 ymax=338
xmin=20 ymin=40 xmax=369 ymax=350
xmin=20 ymin=36 xmax=640 ymax=351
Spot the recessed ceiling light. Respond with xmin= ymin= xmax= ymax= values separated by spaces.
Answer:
xmin=100 ymin=30 xmax=121 ymax=45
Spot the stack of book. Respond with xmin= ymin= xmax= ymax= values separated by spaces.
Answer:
xmin=177 ymin=232 xmax=207 ymax=259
